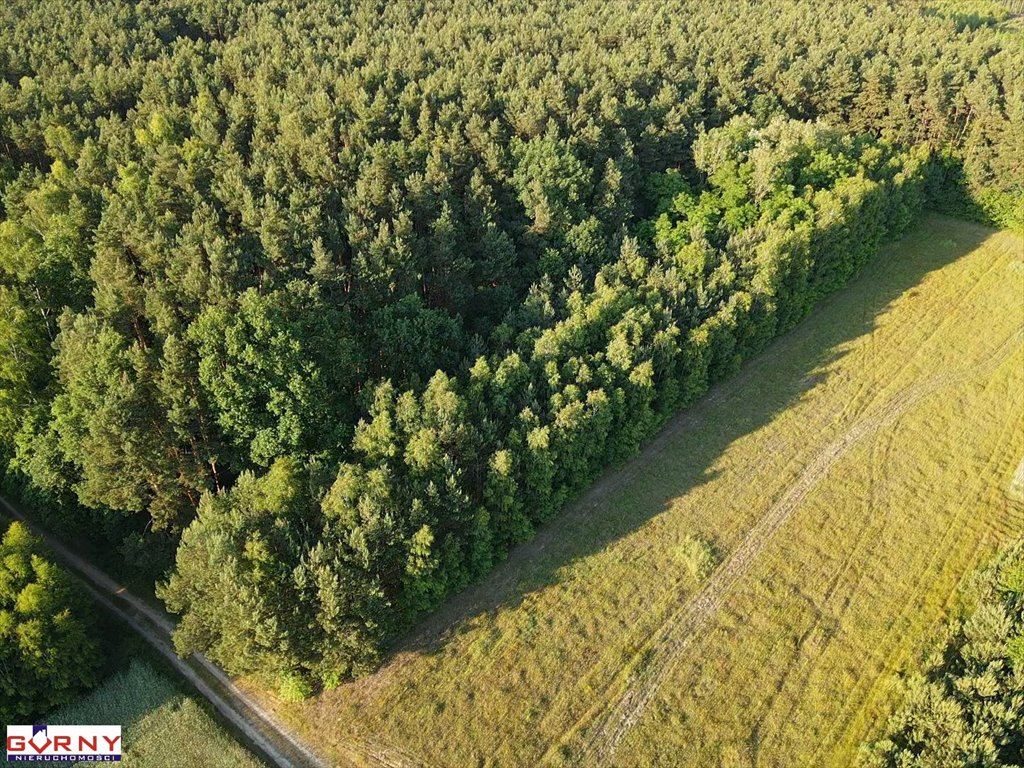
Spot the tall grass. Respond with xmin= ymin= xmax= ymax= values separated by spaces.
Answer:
xmin=45 ymin=660 xmax=265 ymax=768
xmin=48 ymin=660 xmax=176 ymax=728
xmin=121 ymin=698 xmax=266 ymax=768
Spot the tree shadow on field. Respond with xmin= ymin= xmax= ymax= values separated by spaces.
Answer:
xmin=389 ymin=214 xmax=999 ymax=665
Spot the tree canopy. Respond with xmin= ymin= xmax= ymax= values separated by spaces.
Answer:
xmin=0 ymin=522 xmax=101 ymax=721
xmin=863 ymin=538 xmax=1024 ymax=767
xmin=0 ymin=0 xmax=1021 ymax=688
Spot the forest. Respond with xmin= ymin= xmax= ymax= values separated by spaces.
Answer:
xmin=0 ymin=0 xmax=1021 ymax=699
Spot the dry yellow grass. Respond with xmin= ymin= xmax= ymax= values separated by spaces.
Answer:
xmin=263 ymin=214 xmax=1024 ymax=767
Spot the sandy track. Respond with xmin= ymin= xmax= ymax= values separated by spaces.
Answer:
xmin=577 ymin=328 xmax=1024 ymax=766
xmin=0 ymin=495 xmax=329 ymax=768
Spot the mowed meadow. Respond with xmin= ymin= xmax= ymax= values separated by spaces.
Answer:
xmin=256 ymin=212 xmax=1024 ymax=767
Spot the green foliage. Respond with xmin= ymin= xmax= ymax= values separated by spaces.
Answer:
xmin=190 ymin=282 xmax=358 ymax=467
xmin=925 ymin=0 xmax=1012 ymax=31
xmin=161 ymin=118 xmax=934 ymax=682
xmin=278 ymin=671 xmax=313 ymax=703
xmin=673 ymin=535 xmax=718 ymax=582
xmin=45 ymin=314 xmax=194 ymax=526
xmin=862 ymin=539 xmax=1024 ymax=767
xmin=157 ymin=458 xmax=325 ymax=679
xmin=0 ymin=521 xmax=102 ymax=721
xmin=0 ymin=0 xmax=1020 ymax=684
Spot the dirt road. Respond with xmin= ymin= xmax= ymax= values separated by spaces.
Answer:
xmin=0 ymin=495 xmax=329 ymax=768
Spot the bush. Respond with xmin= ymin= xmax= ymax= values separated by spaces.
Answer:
xmin=861 ymin=538 xmax=1024 ymax=767
xmin=278 ymin=671 xmax=313 ymax=703
xmin=0 ymin=521 xmax=103 ymax=721
xmin=674 ymin=535 xmax=718 ymax=582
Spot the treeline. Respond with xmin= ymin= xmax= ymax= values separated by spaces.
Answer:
xmin=0 ymin=0 xmax=1021 ymax=689
xmin=160 ymin=119 xmax=931 ymax=683
xmin=862 ymin=538 xmax=1024 ymax=766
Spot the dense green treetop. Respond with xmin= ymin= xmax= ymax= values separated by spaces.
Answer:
xmin=863 ymin=538 xmax=1024 ymax=767
xmin=0 ymin=0 xmax=1020 ymax=685
xmin=0 ymin=521 xmax=102 ymax=721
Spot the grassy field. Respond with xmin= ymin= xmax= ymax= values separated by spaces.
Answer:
xmin=262 ymin=213 xmax=1024 ymax=767
xmin=46 ymin=659 xmax=266 ymax=768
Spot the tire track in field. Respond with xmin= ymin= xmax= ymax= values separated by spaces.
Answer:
xmin=749 ymin=424 xmax=897 ymax=765
xmin=813 ymin=371 xmax=1024 ymax=764
xmin=810 ymin=310 xmax=1024 ymax=764
xmin=807 ymin=419 xmax=993 ymax=763
xmin=769 ymin=422 xmax=904 ymax=762
xmin=576 ymin=327 xmax=1024 ymax=767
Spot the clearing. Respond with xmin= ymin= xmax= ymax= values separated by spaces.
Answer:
xmin=263 ymin=214 xmax=1024 ymax=767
